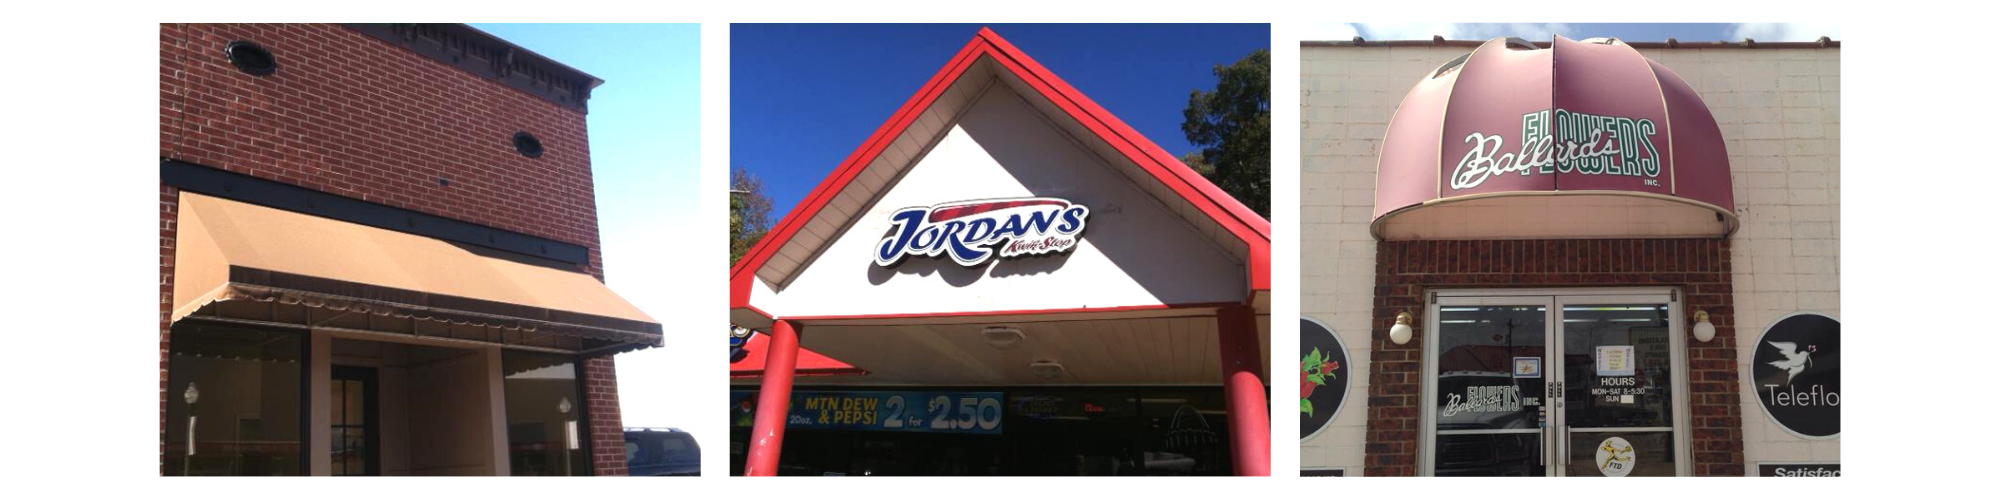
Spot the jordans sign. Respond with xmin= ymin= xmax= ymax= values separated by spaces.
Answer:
xmin=875 ymin=197 xmax=1090 ymax=267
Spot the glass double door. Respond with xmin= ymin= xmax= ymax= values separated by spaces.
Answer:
xmin=1422 ymin=290 xmax=1689 ymax=477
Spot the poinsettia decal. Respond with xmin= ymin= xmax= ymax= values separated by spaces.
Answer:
xmin=1300 ymin=348 xmax=1338 ymax=416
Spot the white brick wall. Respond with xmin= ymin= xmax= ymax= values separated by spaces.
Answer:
xmin=1635 ymin=46 xmax=1843 ymax=467
xmin=1299 ymin=43 xmax=1841 ymax=472
xmin=1299 ymin=45 xmax=1468 ymax=475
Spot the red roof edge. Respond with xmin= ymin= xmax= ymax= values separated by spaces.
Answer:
xmin=731 ymin=27 xmax=1272 ymax=310
xmin=730 ymin=333 xmax=869 ymax=378
xmin=728 ymin=31 xmax=984 ymax=310
xmin=971 ymin=27 xmax=1271 ymax=292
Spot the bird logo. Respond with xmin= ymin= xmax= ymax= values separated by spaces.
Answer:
xmin=1599 ymin=441 xmax=1633 ymax=470
xmin=1594 ymin=436 xmax=1636 ymax=476
xmin=1766 ymin=342 xmax=1813 ymax=383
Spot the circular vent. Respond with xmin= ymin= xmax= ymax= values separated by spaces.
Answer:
xmin=224 ymin=41 xmax=277 ymax=76
xmin=512 ymin=132 xmax=544 ymax=158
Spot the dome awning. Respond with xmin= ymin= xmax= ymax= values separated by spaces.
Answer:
xmin=1373 ymin=36 xmax=1735 ymax=241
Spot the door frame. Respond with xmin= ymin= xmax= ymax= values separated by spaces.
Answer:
xmin=1416 ymin=287 xmax=1691 ymax=477
xmin=330 ymin=365 xmax=381 ymax=476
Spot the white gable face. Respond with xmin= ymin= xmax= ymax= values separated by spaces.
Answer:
xmin=760 ymin=84 xmax=1247 ymax=318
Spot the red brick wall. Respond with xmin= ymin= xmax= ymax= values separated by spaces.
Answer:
xmin=159 ymin=184 xmax=179 ymax=466
xmin=1364 ymin=239 xmax=1743 ymax=477
xmin=159 ymin=23 xmax=625 ymax=475
xmin=582 ymin=356 xmax=627 ymax=476
xmin=158 ymin=23 xmax=601 ymax=252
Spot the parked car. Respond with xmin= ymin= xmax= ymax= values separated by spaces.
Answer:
xmin=624 ymin=428 xmax=700 ymax=476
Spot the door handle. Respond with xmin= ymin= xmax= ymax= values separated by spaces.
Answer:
xmin=1540 ymin=430 xmax=1551 ymax=467
xmin=1540 ymin=381 xmax=1552 ymax=467
xmin=1551 ymin=380 xmax=1567 ymax=468
xmin=1556 ymin=429 xmax=1566 ymax=468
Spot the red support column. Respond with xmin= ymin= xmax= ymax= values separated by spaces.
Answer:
xmin=1217 ymin=305 xmax=1270 ymax=476
xmin=743 ymin=319 xmax=801 ymax=476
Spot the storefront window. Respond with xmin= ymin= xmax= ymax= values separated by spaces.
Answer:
xmin=1433 ymin=306 xmax=1546 ymax=432
xmin=734 ymin=387 xmax=1236 ymax=476
xmin=1135 ymin=389 xmax=1232 ymax=476
xmin=1561 ymin=305 xmax=1674 ymax=429
xmin=1010 ymin=388 xmax=1142 ymax=475
xmin=501 ymin=351 xmax=589 ymax=476
xmin=163 ymin=323 xmax=306 ymax=476
xmin=1012 ymin=387 xmax=1236 ymax=476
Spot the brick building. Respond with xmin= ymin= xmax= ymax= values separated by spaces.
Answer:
xmin=727 ymin=28 xmax=1272 ymax=476
xmin=159 ymin=23 xmax=660 ymax=476
xmin=1299 ymin=36 xmax=1839 ymax=476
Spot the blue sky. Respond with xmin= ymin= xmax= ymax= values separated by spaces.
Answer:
xmin=1301 ymin=22 xmax=1840 ymax=43
xmin=473 ymin=23 xmax=1263 ymax=464
xmin=732 ymin=23 xmax=1271 ymax=216
xmin=470 ymin=23 xmax=706 ymax=440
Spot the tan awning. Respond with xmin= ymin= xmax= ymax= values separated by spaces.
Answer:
xmin=172 ymin=191 xmax=661 ymax=353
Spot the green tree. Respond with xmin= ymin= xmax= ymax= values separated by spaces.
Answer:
xmin=730 ymin=167 xmax=773 ymax=265
xmin=728 ymin=193 xmax=744 ymax=268
xmin=1182 ymin=49 xmax=1271 ymax=218
xmin=1180 ymin=151 xmax=1215 ymax=177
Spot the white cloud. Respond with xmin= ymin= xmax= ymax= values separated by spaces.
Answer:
xmin=1357 ymin=23 xmax=1469 ymax=41
xmin=1298 ymin=23 xmax=1361 ymax=41
xmin=1458 ymin=23 xmax=1573 ymax=41
xmin=1731 ymin=23 xmax=1841 ymax=42
xmin=1301 ymin=23 xmax=1575 ymax=42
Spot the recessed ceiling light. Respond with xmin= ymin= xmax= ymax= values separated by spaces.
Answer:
xmin=982 ymin=326 xmax=1024 ymax=349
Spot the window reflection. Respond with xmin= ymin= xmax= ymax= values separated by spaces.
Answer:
xmin=163 ymin=323 xmax=305 ymax=476
xmin=502 ymin=351 xmax=587 ymax=476
xmin=1433 ymin=306 xmax=1545 ymax=431
xmin=1562 ymin=305 xmax=1673 ymax=429
xmin=729 ymin=387 xmax=1240 ymax=476
xmin=1435 ymin=433 xmax=1542 ymax=477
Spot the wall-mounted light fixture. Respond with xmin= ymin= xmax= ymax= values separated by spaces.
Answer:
xmin=1390 ymin=311 xmax=1415 ymax=345
xmin=1690 ymin=310 xmax=1716 ymax=343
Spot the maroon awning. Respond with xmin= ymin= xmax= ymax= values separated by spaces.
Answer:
xmin=1373 ymin=36 xmax=1735 ymax=240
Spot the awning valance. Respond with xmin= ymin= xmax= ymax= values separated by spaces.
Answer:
xmin=172 ymin=191 xmax=661 ymax=353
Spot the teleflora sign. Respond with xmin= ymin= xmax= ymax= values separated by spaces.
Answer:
xmin=1752 ymin=313 xmax=1840 ymax=439
xmin=874 ymin=197 xmax=1090 ymax=267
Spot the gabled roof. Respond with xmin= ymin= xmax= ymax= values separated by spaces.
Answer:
xmin=730 ymin=27 xmax=1270 ymax=316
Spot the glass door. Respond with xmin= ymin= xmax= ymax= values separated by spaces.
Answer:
xmin=1553 ymin=295 xmax=1686 ymax=477
xmin=1423 ymin=289 xmax=1689 ymax=477
xmin=1424 ymin=296 xmax=1553 ymax=477
xmin=330 ymin=366 xmax=379 ymax=476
